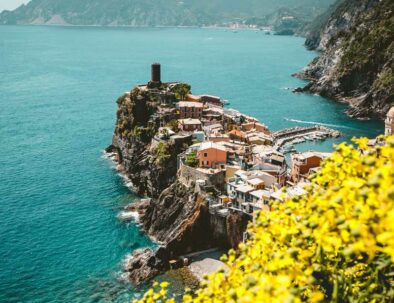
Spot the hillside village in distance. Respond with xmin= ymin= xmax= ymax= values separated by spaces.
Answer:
xmin=119 ymin=64 xmax=344 ymax=235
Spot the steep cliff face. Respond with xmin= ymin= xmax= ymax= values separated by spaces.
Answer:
xmin=296 ymin=0 xmax=394 ymax=119
xmin=124 ymin=175 xmax=247 ymax=284
xmin=109 ymin=85 xmax=245 ymax=284
xmin=139 ymin=183 xmax=212 ymax=254
xmin=110 ymin=88 xmax=189 ymax=198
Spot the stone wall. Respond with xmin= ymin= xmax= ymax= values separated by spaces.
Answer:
xmin=178 ymin=163 xmax=225 ymax=190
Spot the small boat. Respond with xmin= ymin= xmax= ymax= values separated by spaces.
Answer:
xmin=281 ymin=144 xmax=296 ymax=153
xmin=313 ymin=133 xmax=326 ymax=140
xmin=293 ymin=138 xmax=306 ymax=144
xmin=310 ymin=134 xmax=319 ymax=140
xmin=222 ymin=99 xmax=230 ymax=105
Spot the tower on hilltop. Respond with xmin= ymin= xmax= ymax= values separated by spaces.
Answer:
xmin=148 ymin=63 xmax=162 ymax=89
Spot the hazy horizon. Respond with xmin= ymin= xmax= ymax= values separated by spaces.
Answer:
xmin=0 ymin=0 xmax=29 ymax=12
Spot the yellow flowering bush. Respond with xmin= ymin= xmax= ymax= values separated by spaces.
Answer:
xmin=135 ymin=136 xmax=394 ymax=303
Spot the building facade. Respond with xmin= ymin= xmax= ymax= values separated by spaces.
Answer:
xmin=291 ymin=152 xmax=325 ymax=182
xmin=197 ymin=142 xmax=227 ymax=169
xmin=178 ymin=118 xmax=202 ymax=132
xmin=178 ymin=101 xmax=203 ymax=119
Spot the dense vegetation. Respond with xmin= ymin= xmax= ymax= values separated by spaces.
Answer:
xmin=184 ymin=152 xmax=199 ymax=168
xmin=0 ymin=0 xmax=335 ymax=28
xmin=336 ymin=0 xmax=394 ymax=92
xmin=300 ymin=0 xmax=394 ymax=118
xmin=170 ymin=83 xmax=191 ymax=101
xmin=136 ymin=135 xmax=394 ymax=302
xmin=153 ymin=142 xmax=171 ymax=167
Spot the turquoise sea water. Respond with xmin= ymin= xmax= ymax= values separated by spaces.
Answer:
xmin=0 ymin=26 xmax=383 ymax=303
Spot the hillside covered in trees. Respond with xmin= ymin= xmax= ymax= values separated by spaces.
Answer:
xmin=0 ymin=0 xmax=335 ymax=30
xmin=297 ymin=0 xmax=394 ymax=119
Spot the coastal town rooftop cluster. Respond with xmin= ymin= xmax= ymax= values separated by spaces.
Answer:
xmin=136 ymin=64 xmax=343 ymax=224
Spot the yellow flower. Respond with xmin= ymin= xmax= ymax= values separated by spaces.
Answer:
xmin=135 ymin=135 xmax=394 ymax=303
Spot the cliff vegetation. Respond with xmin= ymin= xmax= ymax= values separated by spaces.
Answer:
xmin=136 ymin=135 xmax=394 ymax=302
xmin=112 ymin=86 xmax=188 ymax=198
xmin=297 ymin=0 xmax=394 ymax=119
xmin=0 ymin=0 xmax=335 ymax=30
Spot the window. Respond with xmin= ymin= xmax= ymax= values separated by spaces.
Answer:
xmin=204 ymin=153 xmax=208 ymax=157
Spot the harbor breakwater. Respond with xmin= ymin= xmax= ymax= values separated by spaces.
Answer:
xmin=272 ymin=125 xmax=342 ymax=152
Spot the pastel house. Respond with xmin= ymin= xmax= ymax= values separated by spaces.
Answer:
xmin=178 ymin=101 xmax=203 ymax=119
xmin=178 ymin=118 xmax=202 ymax=132
xmin=290 ymin=151 xmax=330 ymax=182
xmin=197 ymin=142 xmax=227 ymax=169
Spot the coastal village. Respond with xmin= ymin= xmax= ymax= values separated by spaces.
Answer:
xmin=124 ymin=64 xmax=342 ymax=241
xmin=110 ymin=63 xmax=394 ymax=286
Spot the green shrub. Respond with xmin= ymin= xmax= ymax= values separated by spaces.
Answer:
xmin=185 ymin=152 xmax=199 ymax=168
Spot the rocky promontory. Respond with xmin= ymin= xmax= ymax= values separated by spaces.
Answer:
xmin=107 ymin=81 xmax=247 ymax=284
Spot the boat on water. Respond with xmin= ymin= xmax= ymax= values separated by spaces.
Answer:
xmin=281 ymin=148 xmax=297 ymax=154
xmin=222 ymin=99 xmax=230 ymax=105
xmin=304 ymin=135 xmax=313 ymax=141
xmin=280 ymin=144 xmax=296 ymax=154
xmin=310 ymin=134 xmax=322 ymax=140
xmin=312 ymin=133 xmax=327 ymax=141
xmin=292 ymin=138 xmax=306 ymax=144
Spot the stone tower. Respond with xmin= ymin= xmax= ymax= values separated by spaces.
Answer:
xmin=151 ymin=63 xmax=161 ymax=83
xmin=385 ymin=106 xmax=394 ymax=135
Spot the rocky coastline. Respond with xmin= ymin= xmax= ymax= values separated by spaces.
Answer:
xmin=107 ymin=62 xmax=345 ymax=286
xmin=294 ymin=0 xmax=394 ymax=120
xmin=106 ymin=85 xmax=246 ymax=285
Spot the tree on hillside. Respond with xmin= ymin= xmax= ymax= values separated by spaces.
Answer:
xmin=171 ymin=83 xmax=191 ymax=101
